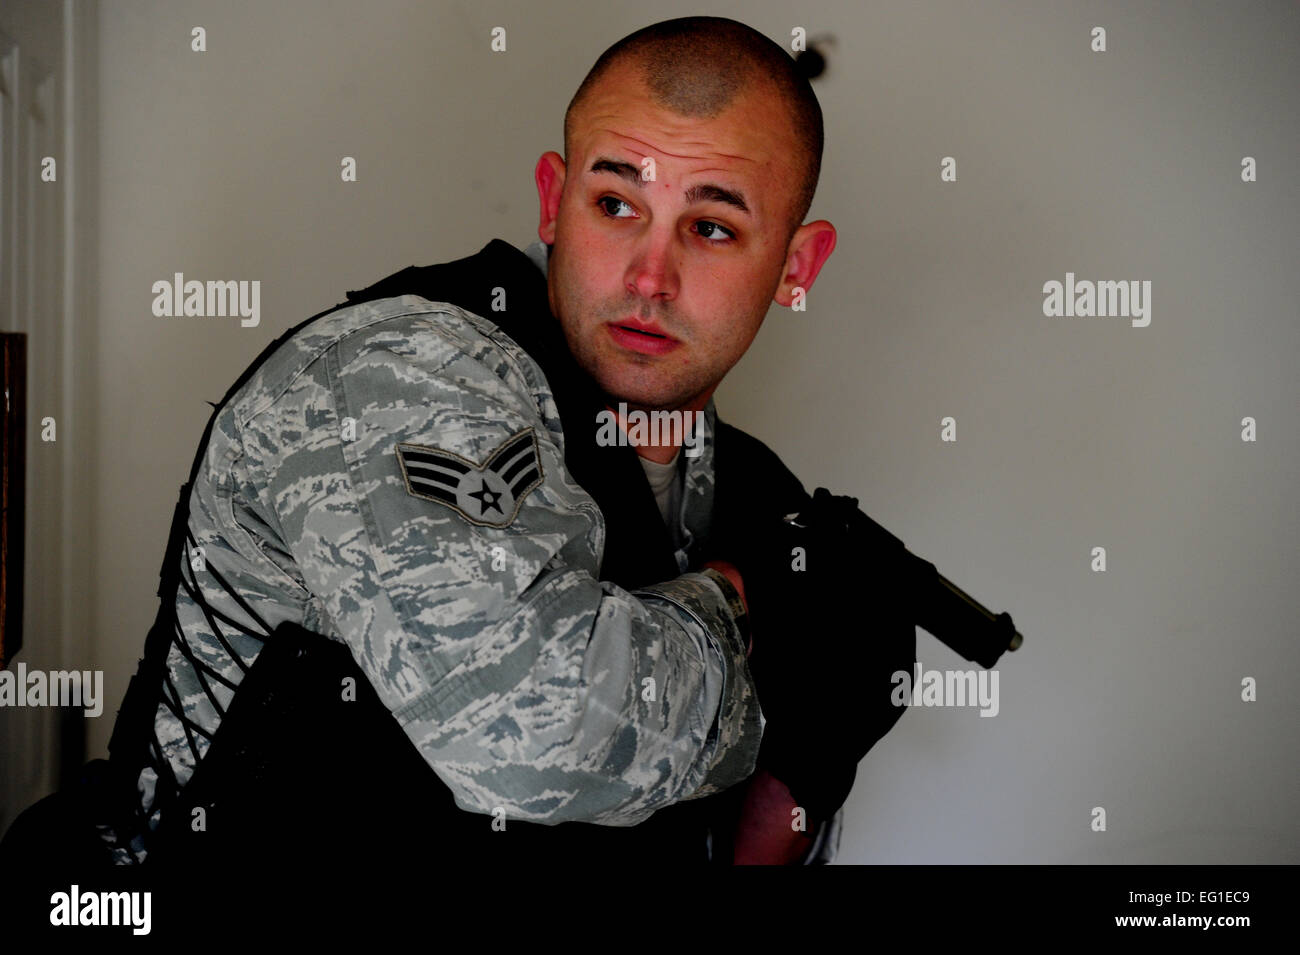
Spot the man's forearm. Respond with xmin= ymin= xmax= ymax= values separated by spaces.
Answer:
xmin=699 ymin=562 xmax=810 ymax=861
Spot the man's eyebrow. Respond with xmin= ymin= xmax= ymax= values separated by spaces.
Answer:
xmin=588 ymin=157 xmax=751 ymax=216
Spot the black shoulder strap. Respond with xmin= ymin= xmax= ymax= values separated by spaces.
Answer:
xmin=712 ymin=419 xmax=813 ymax=536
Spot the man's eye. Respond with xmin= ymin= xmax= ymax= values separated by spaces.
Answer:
xmin=695 ymin=221 xmax=735 ymax=243
xmin=596 ymin=197 xmax=733 ymax=244
xmin=597 ymin=196 xmax=636 ymax=218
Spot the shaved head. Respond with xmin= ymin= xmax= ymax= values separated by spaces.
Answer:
xmin=537 ymin=16 xmax=838 ymax=415
xmin=563 ymin=17 xmax=824 ymax=239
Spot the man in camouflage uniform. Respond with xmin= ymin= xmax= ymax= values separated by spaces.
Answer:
xmin=98 ymin=17 xmax=864 ymax=865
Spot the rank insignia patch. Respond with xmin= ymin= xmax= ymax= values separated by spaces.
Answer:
xmin=395 ymin=428 xmax=544 ymax=528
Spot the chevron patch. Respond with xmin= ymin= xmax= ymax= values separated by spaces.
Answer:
xmin=395 ymin=428 xmax=543 ymax=528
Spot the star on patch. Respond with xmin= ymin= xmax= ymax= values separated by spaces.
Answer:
xmin=467 ymin=481 xmax=504 ymax=516
xmin=394 ymin=428 xmax=543 ymax=528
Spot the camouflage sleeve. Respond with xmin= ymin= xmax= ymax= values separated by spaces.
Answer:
xmin=240 ymin=300 xmax=763 ymax=826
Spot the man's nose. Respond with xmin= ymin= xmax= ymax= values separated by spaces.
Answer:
xmin=624 ymin=228 xmax=679 ymax=302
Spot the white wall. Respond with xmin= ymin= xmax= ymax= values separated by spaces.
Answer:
xmin=0 ymin=0 xmax=98 ymax=839
xmin=87 ymin=0 xmax=1298 ymax=863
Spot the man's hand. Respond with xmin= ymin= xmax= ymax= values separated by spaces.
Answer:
xmin=701 ymin=559 xmax=750 ymax=655
xmin=732 ymin=768 xmax=815 ymax=865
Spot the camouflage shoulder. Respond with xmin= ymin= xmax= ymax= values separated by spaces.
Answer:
xmin=222 ymin=295 xmax=531 ymax=427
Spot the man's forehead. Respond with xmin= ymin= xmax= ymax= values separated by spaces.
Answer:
xmin=581 ymin=123 xmax=758 ymax=170
xmin=572 ymin=68 xmax=791 ymax=173
xmin=572 ymin=117 xmax=793 ymax=214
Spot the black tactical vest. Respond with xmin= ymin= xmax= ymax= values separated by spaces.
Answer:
xmin=101 ymin=238 xmax=812 ymax=869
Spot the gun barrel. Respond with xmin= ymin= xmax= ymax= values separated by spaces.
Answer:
xmin=934 ymin=567 xmax=1024 ymax=649
xmin=904 ymin=550 xmax=1023 ymax=668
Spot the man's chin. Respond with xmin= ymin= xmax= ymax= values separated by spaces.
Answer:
xmin=600 ymin=390 xmax=677 ymax=413
xmin=578 ymin=347 xmax=706 ymax=410
xmin=596 ymin=379 xmax=692 ymax=413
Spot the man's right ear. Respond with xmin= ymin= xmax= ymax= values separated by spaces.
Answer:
xmin=535 ymin=152 xmax=566 ymax=245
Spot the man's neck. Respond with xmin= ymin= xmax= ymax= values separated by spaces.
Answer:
xmin=606 ymin=393 xmax=711 ymax=465
xmin=635 ymin=443 xmax=681 ymax=466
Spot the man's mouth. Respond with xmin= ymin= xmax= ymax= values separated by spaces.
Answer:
xmin=606 ymin=319 xmax=682 ymax=356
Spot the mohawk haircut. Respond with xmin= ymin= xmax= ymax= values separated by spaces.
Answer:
xmin=563 ymin=17 xmax=824 ymax=240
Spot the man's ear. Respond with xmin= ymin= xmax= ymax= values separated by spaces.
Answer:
xmin=535 ymin=152 xmax=566 ymax=245
xmin=772 ymin=221 xmax=837 ymax=308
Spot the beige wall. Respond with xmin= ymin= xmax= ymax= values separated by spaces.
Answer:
xmin=87 ymin=0 xmax=1298 ymax=862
